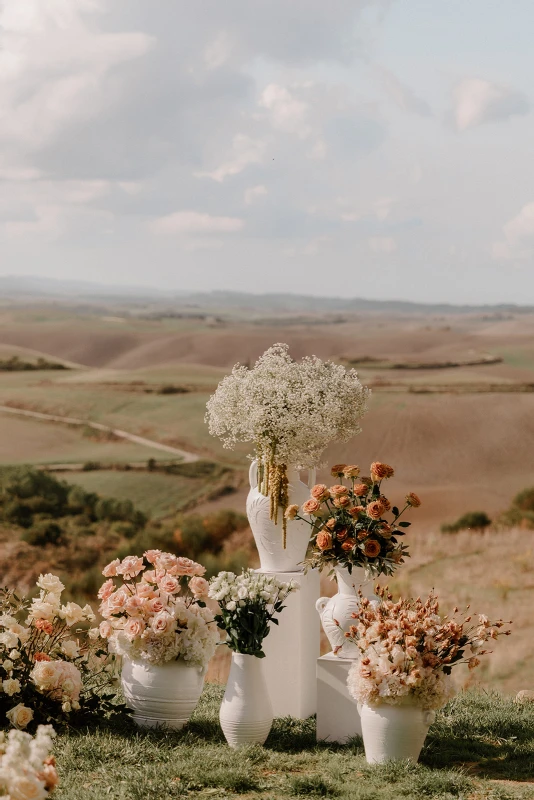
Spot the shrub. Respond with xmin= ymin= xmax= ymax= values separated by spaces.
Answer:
xmin=21 ymin=520 xmax=63 ymax=546
xmin=82 ymin=461 xmax=101 ymax=471
xmin=441 ymin=511 xmax=491 ymax=533
xmin=512 ymin=487 xmax=534 ymax=512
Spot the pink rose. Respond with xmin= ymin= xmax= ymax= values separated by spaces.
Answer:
xmin=189 ymin=576 xmax=209 ymax=598
xmin=136 ymin=583 xmax=155 ymax=599
xmin=173 ymin=557 xmax=206 ymax=577
xmin=97 ymin=579 xmax=115 ymax=601
xmin=155 ymin=553 xmax=177 ymax=571
xmin=126 ymin=595 xmax=145 ymax=614
xmin=125 ymin=618 xmax=145 ymax=640
xmin=117 ymin=556 xmax=144 ymax=580
xmin=146 ymin=598 xmax=165 ymax=614
xmin=151 ymin=612 xmax=174 ymax=635
xmin=106 ymin=590 xmax=128 ymax=613
xmin=144 ymin=549 xmax=162 ymax=564
xmin=310 ymin=484 xmax=329 ymax=501
xmin=142 ymin=570 xmax=157 ymax=584
xmin=302 ymin=498 xmax=321 ymax=515
xmin=102 ymin=559 xmax=120 ymax=578
xmin=159 ymin=576 xmax=180 ymax=594
xmin=99 ymin=620 xmax=112 ymax=638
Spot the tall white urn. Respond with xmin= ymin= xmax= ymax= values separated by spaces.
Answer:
xmin=316 ymin=566 xmax=375 ymax=657
xmin=219 ymin=653 xmax=274 ymax=748
xmin=246 ymin=460 xmax=315 ymax=572
xmin=358 ymin=702 xmax=436 ymax=763
xmin=121 ymin=657 xmax=205 ymax=730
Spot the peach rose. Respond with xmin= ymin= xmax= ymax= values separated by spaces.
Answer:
xmin=370 ymin=462 xmax=395 ymax=481
xmin=380 ymin=495 xmax=392 ymax=512
xmin=126 ymin=595 xmax=145 ymax=614
xmin=348 ymin=505 xmax=364 ymax=517
xmin=34 ymin=619 xmax=54 ymax=635
xmin=341 ymin=538 xmax=357 ymax=552
xmin=366 ymin=500 xmax=386 ymax=520
xmin=325 ymin=518 xmax=337 ymax=530
xmin=363 ymin=539 xmax=381 ymax=558
xmin=316 ymin=531 xmax=333 ymax=550
xmin=336 ymin=529 xmax=348 ymax=542
xmin=97 ymin=579 xmax=116 ymax=601
xmin=343 ymin=465 xmax=360 ymax=478
xmin=136 ymin=582 xmax=156 ymax=599
xmin=284 ymin=504 xmax=300 ymax=520
xmin=329 ymin=484 xmax=349 ymax=497
xmin=159 ymin=576 xmax=180 ymax=594
xmin=173 ymin=557 xmax=206 ymax=577
xmin=102 ymin=558 xmax=120 ymax=578
xmin=142 ymin=570 xmax=157 ymax=584
xmin=333 ymin=495 xmax=351 ymax=508
xmin=151 ymin=612 xmax=174 ymax=635
xmin=190 ymin=576 xmax=210 ymax=598
xmin=310 ymin=484 xmax=329 ymax=501
xmin=353 ymin=483 xmax=369 ymax=497
xmin=125 ymin=618 xmax=145 ymax=639
xmin=302 ymin=498 xmax=321 ymax=515
xmin=6 ymin=703 xmax=33 ymax=730
xmin=99 ymin=620 xmax=112 ymax=638
xmin=117 ymin=556 xmax=144 ymax=580
xmin=330 ymin=464 xmax=347 ymax=477
xmin=106 ymin=590 xmax=128 ymax=612
xmin=406 ymin=492 xmax=421 ymax=508
xmin=144 ymin=549 xmax=162 ymax=564
xmin=146 ymin=597 xmax=165 ymax=614
xmin=155 ymin=553 xmax=177 ymax=571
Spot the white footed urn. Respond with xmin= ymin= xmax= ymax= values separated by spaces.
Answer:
xmin=219 ymin=653 xmax=274 ymax=748
xmin=316 ymin=566 xmax=375 ymax=657
xmin=121 ymin=657 xmax=206 ymax=729
xmin=246 ymin=460 xmax=316 ymax=572
xmin=358 ymin=702 xmax=436 ymax=763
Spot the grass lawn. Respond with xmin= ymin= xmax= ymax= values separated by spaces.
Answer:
xmin=53 ymin=686 xmax=534 ymax=800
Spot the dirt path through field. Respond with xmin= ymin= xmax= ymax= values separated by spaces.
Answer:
xmin=0 ymin=405 xmax=199 ymax=462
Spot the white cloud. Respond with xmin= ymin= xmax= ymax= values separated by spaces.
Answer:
xmin=244 ymin=185 xmax=268 ymax=205
xmin=373 ymin=65 xmax=431 ymax=116
xmin=150 ymin=210 xmax=244 ymax=235
xmin=492 ymin=202 xmax=534 ymax=261
xmin=260 ymin=83 xmax=311 ymax=138
xmin=195 ymin=134 xmax=267 ymax=182
xmin=203 ymin=30 xmax=232 ymax=70
xmin=452 ymin=78 xmax=530 ymax=131
xmin=368 ymin=236 xmax=397 ymax=254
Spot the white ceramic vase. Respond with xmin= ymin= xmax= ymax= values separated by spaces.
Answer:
xmin=219 ymin=652 xmax=274 ymax=748
xmin=121 ymin=657 xmax=206 ymax=729
xmin=358 ymin=702 xmax=436 ymax=763
xmin=316 ymin=566 xmax=374 ymax=657
xmin=246 ymin=460 xmax=316 ymax=572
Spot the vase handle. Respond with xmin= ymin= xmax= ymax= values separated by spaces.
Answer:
xmin=249 ymin=460 xmax=258 ymax=490
xmin=315 ymin=596 xmax=329 ymax=614
xmin=308 ymin=468 xmax=317 ymax=489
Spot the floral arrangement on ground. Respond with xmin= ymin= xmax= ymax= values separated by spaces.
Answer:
xmin=0 ymin=724 xmax=58 ymax=798
xmin=346 ymin=585 xmax=512 ymax=710
xmin=287 ymin=461 xmax=419 ymax=576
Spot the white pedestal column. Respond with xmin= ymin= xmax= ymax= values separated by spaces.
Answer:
xmin=316 ymin=652 xmax=361 ymax=742
xmin=258 ymin=569 xmax=320 ymax=719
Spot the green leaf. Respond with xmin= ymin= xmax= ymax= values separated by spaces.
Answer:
xmin=398 ymin=521 xmax=411 ymax=528
xmin=392 ymin=506 xmax=399 ymax=516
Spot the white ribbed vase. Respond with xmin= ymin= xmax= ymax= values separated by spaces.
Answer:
xmin=121 ymin=657 xmax=206 ymax=730
xmin=219 ymin=653 xmax=274 ymax=748
xmin=246 ymin=461 xmax=316 ymax=572
xmin=358 ymin=702 xmax=436 ymax=763
xmin=316 ymin=566 xmax=374 ymax=657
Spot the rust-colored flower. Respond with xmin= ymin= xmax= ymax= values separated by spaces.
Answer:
xmin=316 ymin=531 xmax=333 ymax=551
xmin=284 ymin=504 xmax=300 ymax=520
xmin=348 ymin=505 xmax=364 ymax=517
xmin=353 ymin=483 xmax=369 ymax=497
xmin=378 ymin=522 xmax=393 ymax=539
xmin=336 ymin=528 xmax=349 ymax=542
xmin=343 ymin=465 xmax=360 ymax=478
xmin=333 ymin=495 xmax=351 ymax=508
xmin=330 ymin=464 xmax=347 ymax=477
xmin=341 ymin=538 xmax=357 ymax=552
xmin=34 ymin=652 xmax=52 ymax=662
xmin=370 ymin=462 xmax=395 ymax=481
xmin=380 ymin=495 xmax=392 ymax=512
xmin=325 ymin=517 xmax=337 ymax=530
xmin=406 ymin=492 xmax=421 ymax=508
xmin=329 ymin=484 xmax=349 ymax=497
xmin=363 ymin=539 xmax=381 ymax=558
xmin=302 ymin=498 xmax=321 ymax=515
xmin=357 ymin=530 xmax=368 ymax=540
xmin=367 ymin=500 xmax=386 ymax=519
xmin=34 ymin=619 xmax=54 ymax=635
xmin=310 ymin=483 xmax=329 ymax=501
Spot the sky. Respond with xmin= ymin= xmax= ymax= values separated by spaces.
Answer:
xmin=1 ymin=0 xmax=534 ymax=304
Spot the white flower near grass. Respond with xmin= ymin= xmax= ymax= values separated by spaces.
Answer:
xmin=0 ymin=724 xmax=58 ymax=796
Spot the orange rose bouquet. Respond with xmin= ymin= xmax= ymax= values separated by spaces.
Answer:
xmin=287 ymin=462 xmax=420 ymax=577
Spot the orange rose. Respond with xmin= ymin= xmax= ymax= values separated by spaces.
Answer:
xmin=343 ymin=465 xmax=360 ymax=478
xmin=336 ymin=528 xmax=349 ymax=542
xmin=380 ymin=495 xmax=392 ymax=512
xmin=34 ymin=652 xmax=52 ymax=662
xmin=348 ymin=505 xmax=364 ymax=517
xmin=284 ymin=504 xmax=300 ymax=520
xmin=316 ymin=531 xmax=333 ymax=551
xmin=360 ymin=477 xmax=373 ymax=487
xmin=329 ymin=484 xmax=349 ymax=497
xmin=325 ymin=518 xmax=337 ymax=530
xmin=363 ymin=539 xmax=381 ymax=558
xmin=370 ymin=462 xmax=395 ymax=481
xmin=353 ymin=483 xmax=369 ymax=497
xmin=310 ymin=484 xmax=329 ymax=501
xmin=333 ymin=495 xmax=351 ymax=508
xmin=366 ymin=500 xmax=386 ymax=519
xmin=406 ymin=492 xmax=421 ymax=508
xmin=378 ymin=523 xmax=393 ymax=539
xmin=357 ymin=529 xmax=368 ymax=540
xmin=341 ymin=538 xmax=357 ymax=552
xmin=330 ymin=464 xmax=347 ymax=477
xmin=302 ymin=498 xmax=321 ymax=515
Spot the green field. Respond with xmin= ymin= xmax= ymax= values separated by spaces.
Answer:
xmin=62 ymin=469 xmax=210 ymax=517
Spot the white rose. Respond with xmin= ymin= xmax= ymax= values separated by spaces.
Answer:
xmin=28 ymin=601 xmax=56 ymax=622
xmin=31 ymin=661 xmax=60 ymax=690
xmin=226 ymin=601 xmax=236 ymax=611
xmin=59 ymin=602 xmax=84 ymax=627
xmin=2 ymin=678 xmax=21 ymax=696
xmin=82 ymin=604 xmax=96 ymax=622
xmin=88 ymin=627 xmax=100 ymax=640
xmin=36 ymin=573 xmax=65 ymax=595
xmin=7 ymin=774 xmax=47 ymax=800
xmin=2 ymin=659 xmax=13 ymax=671
xmin=0 ymin=631 xmax=18 ymax=649
xmin=6 ymin=703 xmax=34 ymax=729
xmin=61 ymin=700 xmax=72 ymax=713
xmin=61 ymin=640 xmax=79 ymax=659
xmin=9 ymin=649 xmax=20 ymax=661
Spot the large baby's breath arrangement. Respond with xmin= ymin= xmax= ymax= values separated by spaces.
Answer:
xmin=205 ymin=344 xmax=370 ymax=544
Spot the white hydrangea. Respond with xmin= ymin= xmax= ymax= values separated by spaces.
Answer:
xmin=205 ymin=343 xmax=370 ymax=468
xmin=0 ymin=724 xmax=57 ymax=797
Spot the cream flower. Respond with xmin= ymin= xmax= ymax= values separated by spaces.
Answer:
xmin=6 ymin=703 xmax=34 ymax=729
xmin=61 ymin=640 xmax=79 ymax=659
xmin=58 ymin=602 xmax=85 ymax=627
xmin=36 ymin=573 xmax=65 ymax=595
xmin=2 ymin=678 xmax=21 ymax=696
